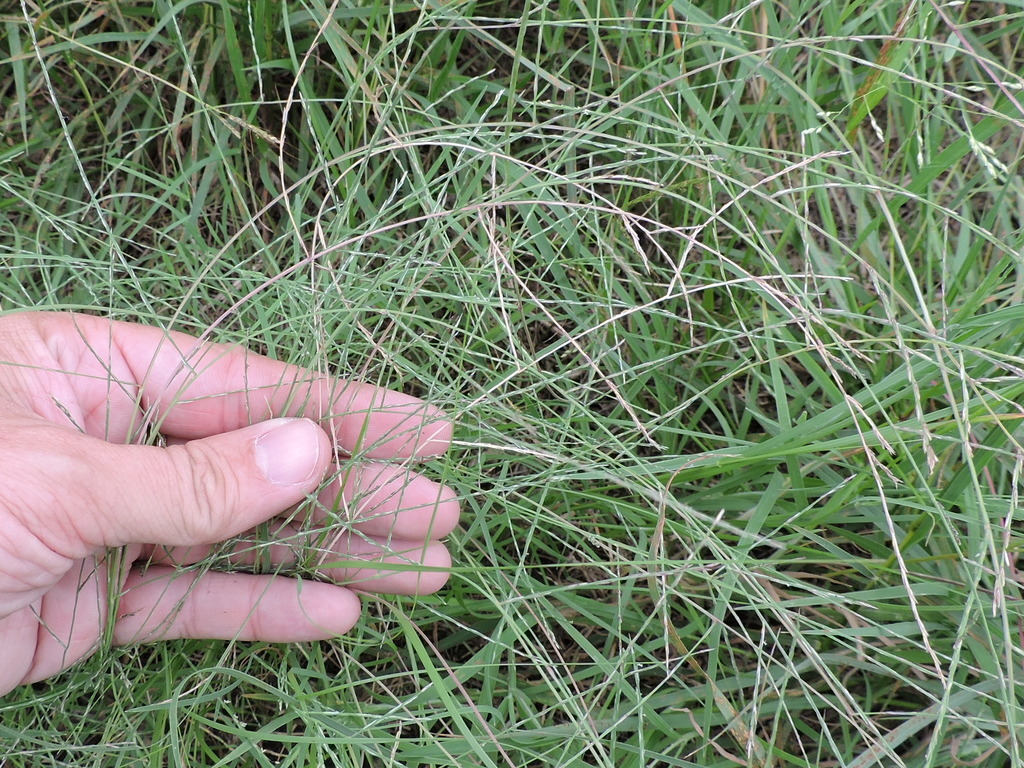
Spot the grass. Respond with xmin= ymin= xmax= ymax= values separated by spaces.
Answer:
xmin=1 ymin=0 xmax=1023 ymax=765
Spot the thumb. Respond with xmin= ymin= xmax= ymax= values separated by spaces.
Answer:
xmin=80 ymin=418 xmax=331 ymax=550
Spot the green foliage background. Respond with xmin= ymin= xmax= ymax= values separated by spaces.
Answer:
xmin=1 ymin=1 xmax=1023 ymax=766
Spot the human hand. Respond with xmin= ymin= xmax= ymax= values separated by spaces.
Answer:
xmin=0 ymin=311 xmax=459 ymax=696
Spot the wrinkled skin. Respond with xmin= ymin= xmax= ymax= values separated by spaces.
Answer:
xmin=0 ymin=312 xmax=459 ymax=696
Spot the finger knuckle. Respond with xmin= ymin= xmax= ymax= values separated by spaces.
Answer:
xmin=171 ymin=442 xmax=240 ymax=543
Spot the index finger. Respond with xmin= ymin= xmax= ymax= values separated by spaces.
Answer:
xmin=49 ymin=313 xmax=452 ymax=459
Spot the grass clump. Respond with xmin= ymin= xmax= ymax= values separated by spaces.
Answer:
xmin=1 ymin=0 xmax=1024 ymax=766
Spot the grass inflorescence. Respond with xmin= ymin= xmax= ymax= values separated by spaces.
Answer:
xmin=1 ymin=1 xmax=1023 ymax=766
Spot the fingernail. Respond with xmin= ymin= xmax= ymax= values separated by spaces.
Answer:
xmin=254 ymin=418 xmax=324 ymax=485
